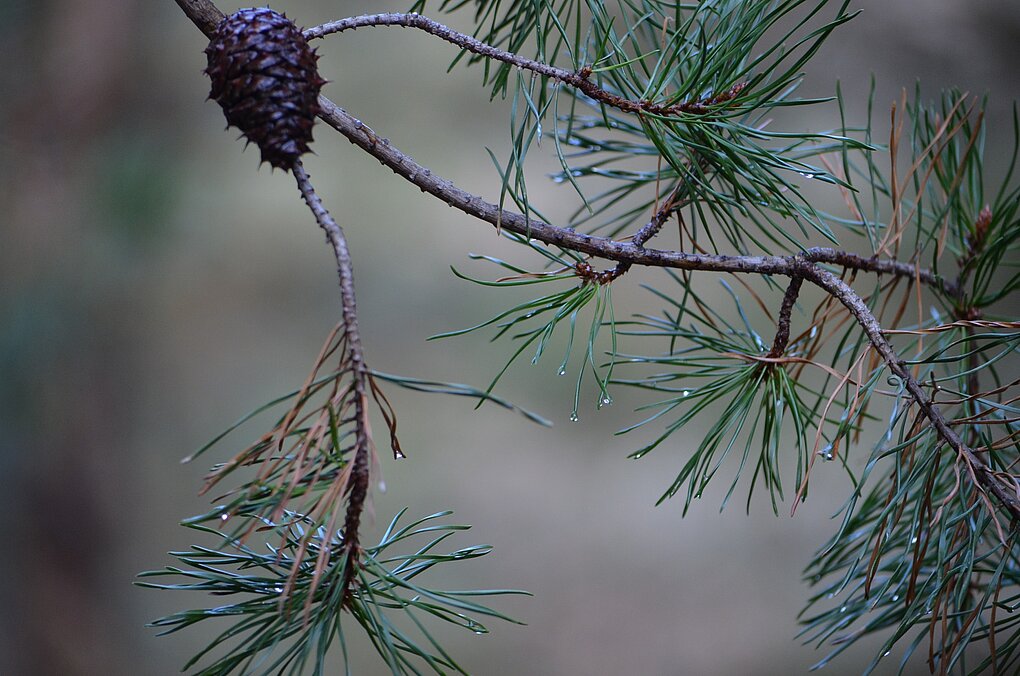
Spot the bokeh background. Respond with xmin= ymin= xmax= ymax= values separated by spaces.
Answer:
xmin=1 ymin=1 xmax=1018 ymax=674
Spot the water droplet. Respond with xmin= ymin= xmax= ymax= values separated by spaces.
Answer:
xmin=892 ymin=595 xmax=899 ymax=602
xmin=220 ymin=513 xmax=231 ymax=522
xmin=558 ymin=368 xmax=567 ymax=376
xmin=840 ymin=606 xmax=847 ymax=613
xmin=552 ymin=175 xmax=566 ymax=184
xmin=799 ymin=172 xmax=816 ymax=179
xmin=569 ymin=413 xmax=579 ymax=422
xmin=600 ymin=395 xmax=613 ymax=406
xmin=910 ymin=536 xmax=918 ymax=544
xmin=273 ymin=586 xmax=283 ymax=593
xmin=378 ymin=480 xmax=387 ymax=493
xmin=394 ymin=450 xmax=406 ymax=460
xmin=809 ymin=326 xmax=818 ymax=338
xmin=473 ymin=629 xmax=486 ymax=635
xmin=681 ymin=389 xmax=691 ymax=397
xmin=882 ymin=651 xmax=891 ymax=658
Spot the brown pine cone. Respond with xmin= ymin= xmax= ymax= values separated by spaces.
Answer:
xmin=205 ymin=8 xmax=326 ymax=170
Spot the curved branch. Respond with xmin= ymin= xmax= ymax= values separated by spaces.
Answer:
xmin=293 ymin=161 xmax=372 ymax=599
xmin=804 ymin=247 xmax=958 ymax=297
xmin=304 ymin=13 xmax=745 ymax=117
xmin=317 ymin=96 xmax=796 ymax=275
xmin=803 ymin=266 xmax=1020 ymax=523
xmin=317 ymin=96 xmax=954 ymax=291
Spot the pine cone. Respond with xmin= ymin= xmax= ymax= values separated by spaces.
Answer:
xmin=205 ymin=8 xmax=325 ymax=170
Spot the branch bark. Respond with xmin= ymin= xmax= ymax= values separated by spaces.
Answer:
xmin=173 ymin=0 xmax=223 ymax=38
xmin=767 ymin=275 xmax=805 ymax=358
xmin=293 ymin=161 xmax=371 ymax=599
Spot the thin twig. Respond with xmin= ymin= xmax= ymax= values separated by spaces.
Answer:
xmin=304 ymin=13 xmax=746 ymax=118
xmin=767 ymin=276 xmax=804 ymax=358
xmin=293 ymin=160 xmax=372 ymax=601
xmin=803 ymin=247 xmax=956 ymax=297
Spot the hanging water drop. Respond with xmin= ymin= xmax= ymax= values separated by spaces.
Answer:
xmin=569 ymin=412 xmax=579 ymax=422
xmin=558 ymin=368 xmax=567 ymax=376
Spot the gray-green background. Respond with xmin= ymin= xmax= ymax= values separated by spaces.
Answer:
xmin=1 ymin=1 xmax=1017 ymax=673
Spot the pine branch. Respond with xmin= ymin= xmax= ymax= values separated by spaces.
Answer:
xmin=803 ymin=265 xmax=1020 ymax=524
xmin=167 ymin=1 xmax=1019 ymax=671
xmin=304 ymin=13 xmax=746 ymax=118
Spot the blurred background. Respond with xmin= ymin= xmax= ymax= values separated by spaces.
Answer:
xmin=1 ymin=1 xmax=1018 ymax=674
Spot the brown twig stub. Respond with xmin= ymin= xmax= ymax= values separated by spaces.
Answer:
xmin=575 ymin=261 xmax=623 ymax=285
xmin=767 ymin=275 xmax=805 ymax=358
